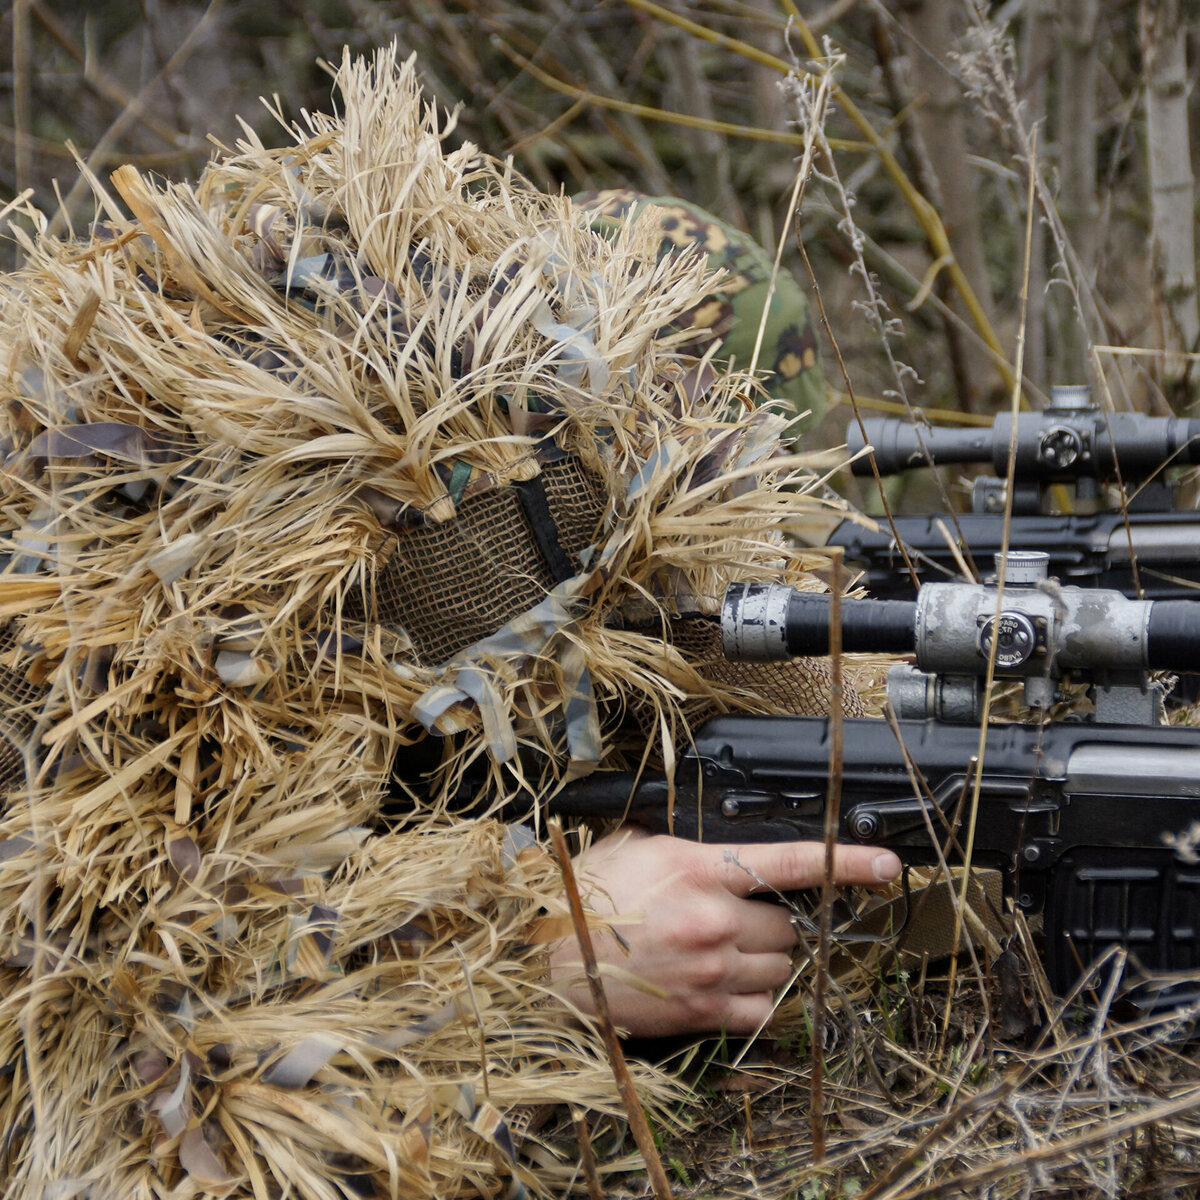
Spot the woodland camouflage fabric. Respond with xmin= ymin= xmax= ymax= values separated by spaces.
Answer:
xmin=574 ymin=188 xmax=826 ymax=435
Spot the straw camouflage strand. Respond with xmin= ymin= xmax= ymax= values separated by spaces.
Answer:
xmin=0 ymin=45 xmax=857 ymax=1198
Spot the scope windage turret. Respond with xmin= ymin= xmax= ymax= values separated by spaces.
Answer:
xmin=847 ymin=386 xmax=1200 ymax=480
xmin=721 ymin=567 xmax=1200 ymax=678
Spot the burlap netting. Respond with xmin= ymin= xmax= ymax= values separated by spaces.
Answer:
xmin=0 ymin=624 xmax=41 ymax=797
xmin=0 ymin=45 xmax=860 ymax=1198
xmin=352 ymin=455 xmax=610 ymax=667
xmin=350 ymin=450 xmax=853 ymax=747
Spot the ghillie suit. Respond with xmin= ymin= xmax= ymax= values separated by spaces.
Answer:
xmin=0 ymin=47 xmax=856 ymax=1198
xmin=574 ymin=188 xmax=826 ymax=435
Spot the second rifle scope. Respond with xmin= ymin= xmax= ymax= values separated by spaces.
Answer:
xmin=847 ymin=386 xmax=1200 ymax=480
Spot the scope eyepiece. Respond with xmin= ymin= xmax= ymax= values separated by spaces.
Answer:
xmin=721 ymin=582 xmax=916 ymax=661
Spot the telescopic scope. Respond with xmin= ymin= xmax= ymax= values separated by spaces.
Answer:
xmin=846 ymin=387 xmax=1200 ymax=480
xmin=722 ymin=568 xmax=1200 ymax=677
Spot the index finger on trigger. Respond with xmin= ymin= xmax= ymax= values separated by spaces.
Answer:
xmin=710 ymin=841 xmax=902 ymax=898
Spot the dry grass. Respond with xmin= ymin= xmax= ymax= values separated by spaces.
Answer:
xmin=548 ymin=899 xmax=1200 ymax=1199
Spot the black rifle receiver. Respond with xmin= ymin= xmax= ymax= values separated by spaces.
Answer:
xmin=555 ymin=715 xmax=1200 ymax=1005
xmin=828 ymin=509 xmax=1200 ymax=600
xmin=555 ymin=554 xmax=1200 ymax=1007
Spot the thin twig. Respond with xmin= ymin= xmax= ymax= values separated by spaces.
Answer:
xmin=548 ymin=821 xmax=674 ymax=1200
xmin=47 ymin=0 xmax=226 ymax=239
xmin=492 ymin=37 xmax=848 ymax=149
xmin=572 ymin=1108 xmax=607 ymax=1200
xmin=809 ymin=548 xmax=845 ymax=1162
xmin=29 ymin=0 xmax=194 ymax=150
xmin=888 ymin=1087 xmax=1200 ymax=1200
xmin=12 ymin=0 xmax=33 ymax=205
xmin=939 ymin=126 xmax=1040 ymax=1052
xmin=797 ymin=235 xmax=922 ymax=594
xmin=777 ymin=0 xmax=1011 ymax=390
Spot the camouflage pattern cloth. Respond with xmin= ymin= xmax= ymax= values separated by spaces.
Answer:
xmin=574 ymin=188 xmax=826 ymax=435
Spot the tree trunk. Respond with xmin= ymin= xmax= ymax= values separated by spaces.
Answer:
xmin=1139 ymin=0 xmax=1199 ymax=406
xmin=893 ymin=0 xmax=998 ymax=413
xmin=1018 ymin=0 xmax=1053 ymax=390
xmin=1053 ymin=0 xmax=1100 ymax=385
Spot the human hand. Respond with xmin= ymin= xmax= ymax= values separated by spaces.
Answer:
xmin=548 ymin=827 xmax=902 ymax=1038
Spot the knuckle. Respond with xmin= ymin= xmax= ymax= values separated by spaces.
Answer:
xmin=765 ymin=953 xmax=795 ymax=989
xmin=684 ymin=952 xmax=731 ymax=991
xmin=683 ymin=908 xmax=739 ymax=949
xmin=728 ymin=996 xmax=773 ymax=1034
xmin=646 ymin=834 xmax=692 ymax=870
xmin=681 ymin=992 xmax=734 ymax=1028
xmin=773 ymin=842 xmax=820 ymax=885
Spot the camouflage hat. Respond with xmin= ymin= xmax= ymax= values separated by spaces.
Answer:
xmin=574 ymin=188 xmax=826 ymax=435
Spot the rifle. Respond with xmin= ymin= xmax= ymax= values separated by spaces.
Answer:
xmin=819 ymin=386 xmax=1200 ymax=600
xmin=555 ymin=553 xmax=1200 ymax=1007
